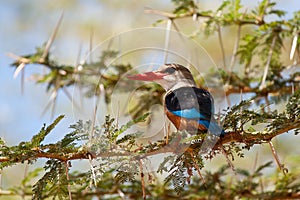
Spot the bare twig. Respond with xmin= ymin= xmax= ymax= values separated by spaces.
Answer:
xmin=217 ymin=24 xmax=226 ymax=70
xmin=188 ymin=151 xmax=206 ymax=185
xmin=221 ymin=146 xmax=237 ymax=175
xmin=144 ymin=9 xmax=194 ymax=20
xmin=21 ymin=163 xmax=29 ymax=200
xmin=64 ymin=161 xmax=72 ymax=200
xmin=145 ymin=8 xmax=264 ymax=26
xmin=88 ymin=154 xmax=97 ymax=188
xmin=230 ymin=25 xmax=242 ymax=72
xmin=75 ymin=44 xmax=84 ymax=109
xmin=89 ymin=27 xmax=94 ymax=63
xmin=139 ymin=159 xmax=146 ymax=200
xmin=7 ymin=53 xmax=31 ymax=64
xmin=62 ymin=87 xmax=80 ymax=111
xmin=268 ymin=141 xmax=288 ymax=175
xmin=224 ymin=84 xmax=299 ymax=97
xmin=90 ymin=105 xmax=98 ymax=141
xmin=264 ymin=96 xmax=271 ymax=113
xmin=167 ymin=122 xmax=171 ymax=145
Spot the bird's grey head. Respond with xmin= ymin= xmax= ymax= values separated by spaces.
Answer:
xmin=154 ymin=63 xmax=196 ymax=91
xmin=128 ymin=63 xmax=197 ymax=91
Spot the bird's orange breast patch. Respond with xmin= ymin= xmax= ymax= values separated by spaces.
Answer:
xmin=165 ymin=109 xmax=207 ymax=133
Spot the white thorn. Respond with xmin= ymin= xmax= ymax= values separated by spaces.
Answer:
xmin=13 ymin=63 xmax=26 ymax=79
xmin=290 ymin=34 xmax=298 ymax=60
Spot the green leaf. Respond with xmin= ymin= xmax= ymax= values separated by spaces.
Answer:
xmin=254 ymin=161 xmax=273 ymax=177
xmin=113 ymin=112 xmax=150 ymax=141
xmin=32 ymin=160 xmax=68 ymax=200
xmin=31 ymin=115 xmax=65 ymax=147
xmin=22 ymin=168 xmax=44 ymax=186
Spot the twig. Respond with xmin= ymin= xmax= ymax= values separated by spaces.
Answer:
xmin=139 ymin=159 xmax=146 ymax=200
xmin=64 ymin=161 xmax=72 ymax=200
xmin=171 ymin=20 xmax=185 ymax=42
xmin=188 ymin=151 xmax=206 ymax=185
xmin=221 ymin=146 xmax=237 ymax=175
xmin=21 ymin=163 xmax=29 ymax=200
xmin=88 ymin=154 xmax=97 ymax=187
xmin=62 ymin=87 xmax=80 ymax=111
xmin=253 ymin=151 xmax=259 ymax=172
xmin=230 ymin=25 xmax=241 ymax=71
xmin=75 ymin=44 xmax=84 ymax=110
xmin=166 ymin=122 xmax=171 ymax=145
xmin=268 ymin=141 xmax=288 ymax=175
xmin=264 ymin=96 xmax=271 ymax=113
xmin=145 ymin=8 xmax=265 ymax=25
xmin=91 ymin=105 xmax=98 ymax=140
xmin=224 ymin=84 xmax=298 ymax=97
xmin=7 ymin=53 xmax=31 ymax=64
xmin=89 ymin=27 xmax=94 ymax=63
xmin=144 ymin=9 xmax=194 ymax=20
xmin=217 ymin=24 xmax=226 ymax=70
xmin=117 ymin=189 xmax=125 ymax=200
xmin=215 ymin=120 xmax=300 ymax=148
xmin=225 ymin=92 xmax=231 ymax=107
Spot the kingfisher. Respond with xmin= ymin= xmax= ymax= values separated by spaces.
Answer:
xmin=128 ymin=63 xmax=225 ymax=137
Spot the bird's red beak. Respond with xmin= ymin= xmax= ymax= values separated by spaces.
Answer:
xmin=127 ymin=71 xmax=166 ymax=81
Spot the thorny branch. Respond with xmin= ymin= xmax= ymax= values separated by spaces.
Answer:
xmin=0 ymin=119 xmax=298 ymax=164
xmin=144 ymin=9 xmax=265 ymax=25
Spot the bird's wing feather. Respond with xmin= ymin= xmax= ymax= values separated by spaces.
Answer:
xmin=171 ymin=108 xmax=206 ymax=119
xmin=165 ymin=87 xmax=213 ymax=120
xmin=165 ymin=87 xmax=225 ymax=136
xmin=198 ymin=119 xmax=225 ymax=136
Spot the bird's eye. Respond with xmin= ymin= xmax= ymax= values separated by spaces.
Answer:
xmin=163 ymin=67 xmax=176 ymax=74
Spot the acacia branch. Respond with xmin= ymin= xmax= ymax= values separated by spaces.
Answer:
xmin=224 ymin=84 xmax=299 ymax=97
xmin=144 ymin=9 xmax=264 ymax=25
xmin=0 ymin=189 xmax=299 ymax=200
xmin=0 ymin=120 xmax=298 ymax=164
xmin=216 ymin=120 xmax=300 ymax=146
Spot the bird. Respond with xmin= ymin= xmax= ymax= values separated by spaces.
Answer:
xmin=128 ymin=63 xmax=225 ymax=137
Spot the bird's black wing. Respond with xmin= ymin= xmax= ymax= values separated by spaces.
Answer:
xmin=165 ymin=87 xmax=213 ymax=120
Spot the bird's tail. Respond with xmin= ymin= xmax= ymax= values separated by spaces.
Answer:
xmin=198 ymin=119 xmax=225 ymax=137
